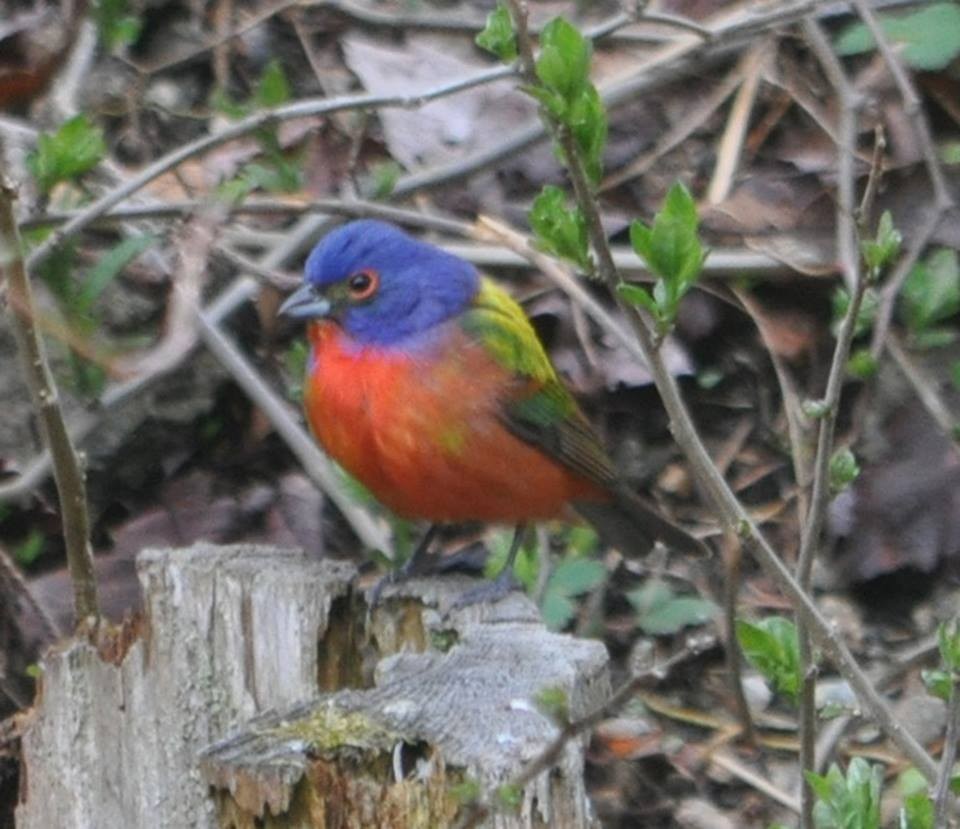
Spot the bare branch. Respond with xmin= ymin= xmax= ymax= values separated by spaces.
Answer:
xmin=0 ymin=173 xmax=99 ymax=624
xmin=935 ymin=680 xmax=960 ymax=823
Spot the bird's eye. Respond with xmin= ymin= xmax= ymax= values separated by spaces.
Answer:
xmin=347 ymin=269 xmax=379 ymax=301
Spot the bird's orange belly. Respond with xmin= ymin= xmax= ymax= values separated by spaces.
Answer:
xmin=304 ymin=324 xmax=600 ymax=522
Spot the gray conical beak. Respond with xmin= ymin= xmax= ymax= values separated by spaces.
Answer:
xmin=278 ymin=283 xmax=332 ymax=320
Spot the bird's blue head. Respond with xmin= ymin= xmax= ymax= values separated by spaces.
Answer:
xmin=279 ymin=220 xmax=479 ymax=347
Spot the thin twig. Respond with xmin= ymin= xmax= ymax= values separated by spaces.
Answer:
xmin=0 ymin=174 xmax=100 ymax=624
xmin=721 ymin=531 xmax=756 ymax=744
xmin=111 ymin=206 xmax=220 ymax=378
xmin=131 ymin=0 xmax=300 ymax=75
xmin=733 ymin=287 xmax=812 ymax=521
xmin=795 ymin=16 xmax=863 ymax=598
xmin=711 ymin=751 xmax=801 ymax=813
xmin=640 ymin=10 xmax=711 ymax=39
xmin=856 ymin=125 xmax=886 ymax=227
xmin=602 ymin=70 xmax=741 ymax=191
xmin=706 ymin=40 xmax=769 ymax=205
xmin=0 ymin=542 xmax=62 ymax=641
xmin=934 ymin=680 xmax=960 ymax=822
xmin=21 ymin=197 xmax=473 ymax=236
xmin=796 ymin=21 xmax=866 ymax=826
xmin=20 ymin=199 xmax=788 ymax=275
xmin=886 ymin=334 xmax=958 ymax=439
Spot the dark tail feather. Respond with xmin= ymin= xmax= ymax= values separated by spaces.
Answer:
xmin=573 ymin=487 xmax=708 ymax=559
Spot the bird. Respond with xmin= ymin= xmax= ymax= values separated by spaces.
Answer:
xmin=279 ymin=219 xmax=706 ymax=600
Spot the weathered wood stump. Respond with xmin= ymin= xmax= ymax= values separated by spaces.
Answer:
xmin=16 ymin=543 xmax=610 ymax=828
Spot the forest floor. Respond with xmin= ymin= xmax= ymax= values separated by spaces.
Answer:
xmin=2 ymin=0 xmax=960 ymax=826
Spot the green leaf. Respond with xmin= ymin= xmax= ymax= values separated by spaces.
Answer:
xmin=924 ymin=667 xmax=955 ymax=701
xmin=631 ymin=183 xmax=703 ymax=285
xmin=736 ymin=616 xmax=802 ymax=703
xmin=899 ymin=767 xmax=929 ymax=799
xmin=241 ymin=158 xmax=302 ymax=194
xmin=806 ymin=759 xmax=882 ymax=829
xmin=568 ymin=86 xmax=607 ymax=185
xmin=802 ymin=398 xmax=829 ymax=419
xmin=938 ymin=618 xmax=960 ymax=672
xmin=900 ymin=791 xmax=935 ymax=829
xmin=540 ymin=591 xmax=576 ymax=631
xmin=829 ymin=447 xmax=860 ymax=495
xmin=861 ymin=210 xmax=901 ymax=273
xmin=475 ymin=1 xmax=517 ymax=62
xmin=618 ymin=282 xmax=659 ymax=316
xmin=535 ymin=18 xmax=591 ymax=109
xmin=628 ymin=579 xmax=716 ymax=636
xmin=832 ymin=286 xmax=878 ymax=338
xmin=628 ymin=182 xmax=704 ymax=331
xmin=663 ymin=179 xmax=699 ymax=228
xmin=540 ymin=556 xmax=606 ymax=630
xmin=256 ymin=60 xmax=292 ymax=108
xmin=942 ymin=141 xmax=960 ymax=165
xmin=846 ymin=348 xmax=877 ymax=380
xmin=547 ymin=557 xmax=606 ymax=595
xmin=210 ymin=87 xmax=251 ymax=120
xmin=912 ymin=327 xmax=957 ymax=349
xmin=14 ymin=530 xmax=44 ymax=566
xmin=835 ymin=3 xmax=960 ymax=71
xmin=367 ymin=161 xmax=403 ymax=199
xmin=483 ymin=529 xmax=539 ymax=589
xmin=899 ymin=768 xmax=934 ymax=829
xmin=534 ymin=686 xmax=570 ymax=724
xmin=564 ymin=525 xmax=599 ymax=556
xmin=93 ymin=0 xmax=141 ymax=51
xmin=530 ymin=185 xmax=591 ymax=270
xmin=27 ymin=115 xmax=106 ymax=193
xmin=901 ymin=248 xmax=960 ymax=335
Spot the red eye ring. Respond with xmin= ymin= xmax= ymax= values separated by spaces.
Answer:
xmin=347 ymin=269 xmax=379 ymax=301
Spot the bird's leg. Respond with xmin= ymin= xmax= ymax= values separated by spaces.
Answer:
xmin=368 ymin=523 xmax=441 ymax=606
xmin=450 ymin=523 xmax=526 ymax=610
xmin=399 ymin=523 xmax=441 ymax=577
xmin=501 ymin=522 xmax=526 ymax=576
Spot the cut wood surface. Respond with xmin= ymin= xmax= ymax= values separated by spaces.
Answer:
xmin=15 ymin=543 xmax=610 ymax=828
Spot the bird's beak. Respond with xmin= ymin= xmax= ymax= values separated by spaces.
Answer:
xmin=278 ymin=283 xmax=332 ymax=320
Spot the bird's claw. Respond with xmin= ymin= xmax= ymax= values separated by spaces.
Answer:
xmin=448 ymin=568 xmax=521 ymax=611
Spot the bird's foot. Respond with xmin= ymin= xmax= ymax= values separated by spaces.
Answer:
xmin=367 ymin=551 xmax=442 ymax=607
xmin=448 ymin=568 xmax=522 ymax=611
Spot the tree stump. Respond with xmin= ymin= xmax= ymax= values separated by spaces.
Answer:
xmin=16 ymin=543 xmax=610 ymax=828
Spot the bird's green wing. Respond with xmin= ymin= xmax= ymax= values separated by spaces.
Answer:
xmin=460 ymin=278 xmax=617 ymax=489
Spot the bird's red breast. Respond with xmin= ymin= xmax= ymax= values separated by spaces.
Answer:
xmin=304 ymin=321 xmax=605 ymax=522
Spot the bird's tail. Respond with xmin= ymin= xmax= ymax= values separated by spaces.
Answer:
xmin=573 ymin=487 xmax=708 ymax=559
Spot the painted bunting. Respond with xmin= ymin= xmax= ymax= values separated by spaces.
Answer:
xmin=280 ymin=220 xmax=706 ymax=591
